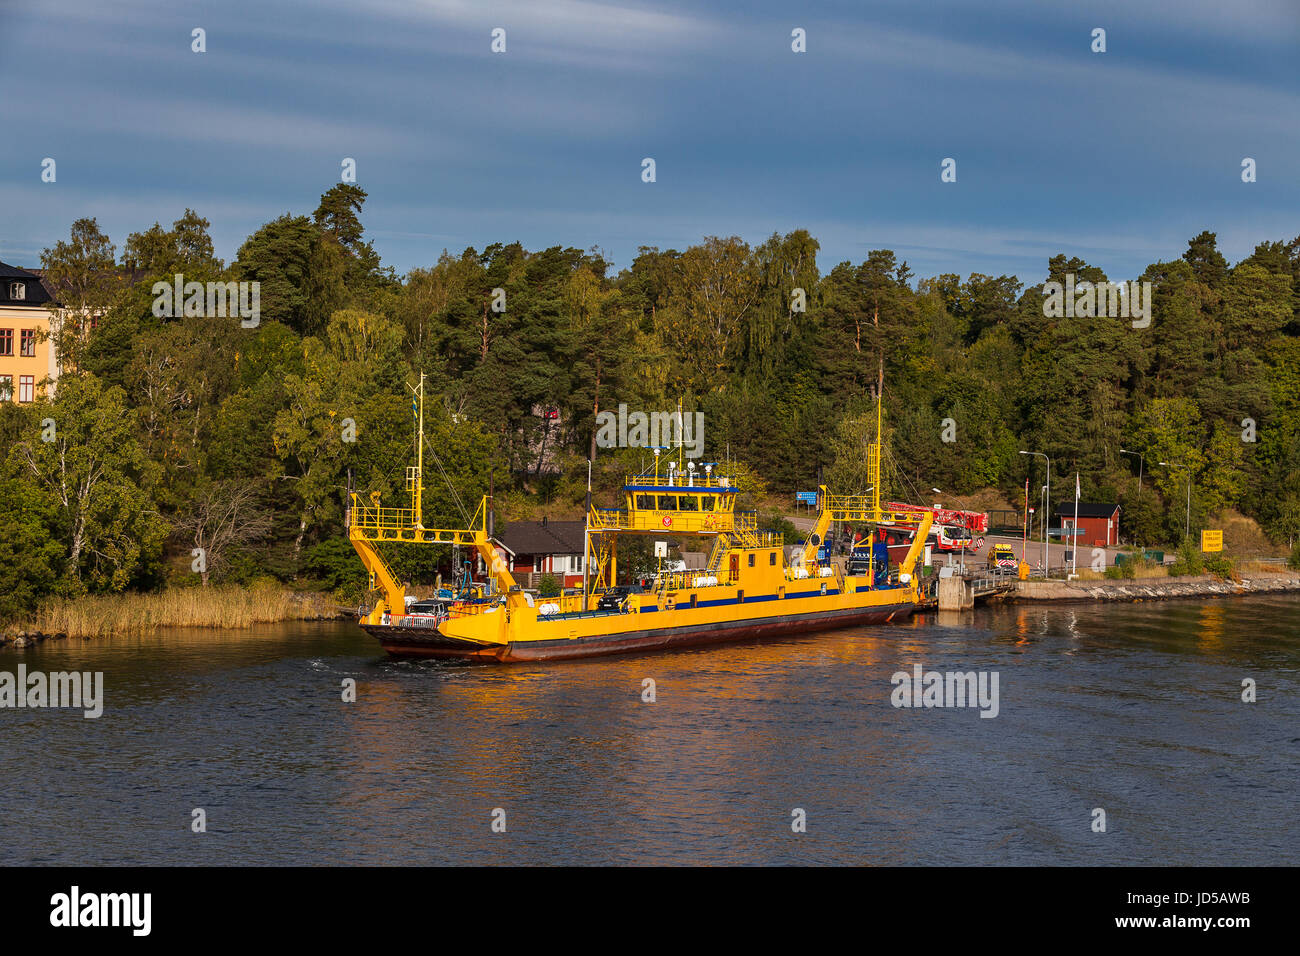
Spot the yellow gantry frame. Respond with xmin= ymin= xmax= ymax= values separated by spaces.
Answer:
xmin=348 ymin=493 xmax=519 ymax=625
xmin=348 ymin=372 xmax=519 ymax=625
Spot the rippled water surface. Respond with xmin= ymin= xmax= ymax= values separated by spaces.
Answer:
xmin=2 ymin=596 xmax=1297 ymax=865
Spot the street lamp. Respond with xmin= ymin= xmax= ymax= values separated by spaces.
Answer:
xmin=1020 ymin=451 xmax=1051 ymax=572
xmin=1158 ymin=461 xmax=1192 ymax=542
xmin=1119 ymin=448 xmax=1145 ymax=547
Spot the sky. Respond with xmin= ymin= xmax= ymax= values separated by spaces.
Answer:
xmin=1 ymin=0 xmax=1298 ymax=285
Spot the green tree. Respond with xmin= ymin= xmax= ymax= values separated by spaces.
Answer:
xmin=10 ymin=376 xmax=165 ymax=592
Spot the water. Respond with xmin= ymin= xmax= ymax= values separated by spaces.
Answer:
xmin=2 ymin=596 xmax=1297 ymax=865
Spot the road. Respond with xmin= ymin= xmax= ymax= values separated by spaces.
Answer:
xmin=784 ymin=511 xmax=1136 ymax=572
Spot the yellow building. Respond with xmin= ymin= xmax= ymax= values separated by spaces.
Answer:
xmin=0 ymin=262 xmax=59 ymax=403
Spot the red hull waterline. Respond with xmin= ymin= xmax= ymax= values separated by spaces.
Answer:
xmin=360 ymin=603 xmax=917 ymax=663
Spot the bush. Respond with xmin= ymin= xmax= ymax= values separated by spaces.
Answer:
xmin=1167 ymin=539 xmax=1205 ymax=577
xmin=762 ymin=511 xmax=800 ymax=545
xmin=1203 ymin=555 xmax=1237 ymax=580
xmin=1289 ymin=542 xmax=1300 ymax=571
xmin=1104 ymin=563 xmax=1133 ymax=580
xmin=537 ymin=573 xmax=560 ymax=597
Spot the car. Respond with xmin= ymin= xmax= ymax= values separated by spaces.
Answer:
xmin=987 ymin=544 xmax=1019 ymax=571
xmin=597 ymin=584 xmax=644 ymax=611
xmin=403 ymin=599 xmax=449 ymax=627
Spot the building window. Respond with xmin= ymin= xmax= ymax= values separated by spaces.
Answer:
xmin=0 ymin=329 xmax=11 ymax=355
xmin=8 ymin=282 xmax=25 ymax=301
xmin=20 ymin=330 xmax=37 ymax=357
xmin=18 ymin=376 xmax=34 ymax=403
xmin=748 ymin=553 xmax=756 ymax=567
xmin=0 ymin=376 xmax=11 ymax=401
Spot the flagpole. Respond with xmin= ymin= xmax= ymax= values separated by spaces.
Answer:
xmin=582 ymin=458 xmax=592 ymax=607
xmin=1072 ymin=472 xmax=1081 ymax=575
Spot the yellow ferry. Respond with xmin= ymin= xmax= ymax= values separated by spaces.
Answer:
xmin=348 ymin=381 xmax=932 ymax=662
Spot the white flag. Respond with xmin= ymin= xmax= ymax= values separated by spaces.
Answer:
xmin=1075 ymin=473 xmax=1081 ymax=500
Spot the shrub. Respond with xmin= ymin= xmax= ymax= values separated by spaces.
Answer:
xmin=1289 ymin=542 xmax=1300 ymax=571
xmin=762 ymin=511 xmax=800 ymax=545
xmin=1167 ymin=539 xmax=1205 ymax=577
xmin=537 ymin=573 xmax=560 ymax=597
xmin=1203 ymin=555 xmax=1237 ymax=581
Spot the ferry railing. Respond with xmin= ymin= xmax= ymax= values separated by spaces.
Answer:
xmin=625 ymin=472 xmax=736 ymax=490
xmin=652 ymin=568 xmax=738 ymax=594
xmin=443 ymin=596 xmax=501 ymax=618
xmin=350 ymin=502 xmax=420 ymax=531
xmin=821 ymin=494 xmax=931 ymax=527
xmin=589 ymin=507 xmax=778 ymax=539
xmin=349 ymin=493 xmax=487 ymax=543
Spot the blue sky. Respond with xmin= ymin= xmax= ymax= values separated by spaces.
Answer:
xmin=1 ymin=0 xmax=1297 ymax=284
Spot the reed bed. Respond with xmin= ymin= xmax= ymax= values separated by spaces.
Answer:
xmin=29 ymin=584 xmax=339 ymax=638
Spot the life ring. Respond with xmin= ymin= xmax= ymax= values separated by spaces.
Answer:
xmin=662 ymin=515 xmax=673 ymax=528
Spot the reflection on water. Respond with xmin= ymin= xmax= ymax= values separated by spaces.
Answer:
xmin=2 ymin=596 xmax=1297 ymax=865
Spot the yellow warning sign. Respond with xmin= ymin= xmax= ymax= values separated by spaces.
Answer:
xmin=1201 ymin=530 xmax=1223 ymax=553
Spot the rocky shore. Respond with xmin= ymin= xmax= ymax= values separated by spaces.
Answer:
xmin=1008 ymin=572 xmax=1300 ymax=604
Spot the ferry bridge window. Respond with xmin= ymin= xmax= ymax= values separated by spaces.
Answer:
xmin=769 ymin=553 xmax=776 ymax=565
xmin=699 ymin=494 xmax=714 ymax=511
xmin=636 ymin=494 xmax=654 ymax=510
xmin=679 ymin=495 xmax=699 ymax=511
xmin=657 ymin=495 xmax=677 ymax=510
xmin=748 ymin=553 xmax=755 ymax=567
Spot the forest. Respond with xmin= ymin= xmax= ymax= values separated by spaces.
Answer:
xmin=3 ymin=184 xmax=1298 ymax=620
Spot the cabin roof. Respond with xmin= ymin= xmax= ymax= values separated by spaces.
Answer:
xmin=1052 ymin=502 xmax=1120 ymax=518
xmin=494 ymin=519 xmax=586 ymax=557
xmin=624 ymin=484 xmax=735 ymax=494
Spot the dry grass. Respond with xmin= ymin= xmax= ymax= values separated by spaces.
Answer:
xmin=1072 ymin=569 xmax=1108 ymax=581
xmin=1127 ymin=561 xmax=1173 ymax=579
xmin=1212 ymin=509 xmax=1285 ymax=555
xmin=29 ymin=583 xmax=338 ymax=638
xmin=1237 ymin=558 xmax=1288 ymax=576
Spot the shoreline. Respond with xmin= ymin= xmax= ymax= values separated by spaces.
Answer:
xmin=1003 ymin=572 xmax=1300 ymax=604
xmin=5 ymin=574 xmax=1299 ymax=649
xmin=1 ymin=586 xmax=351 ymax=647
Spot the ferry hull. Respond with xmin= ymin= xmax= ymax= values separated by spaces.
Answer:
xmin=361 ymin=601 xmax=916 ymax=662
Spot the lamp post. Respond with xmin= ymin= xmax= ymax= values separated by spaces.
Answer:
xmin=1021 ymin=451 xmax=1051 ymax=572
xmin=1119 ymin=448 xmax=1145 ymax=547
xmin=1158 ymin=461 xmax=1192 ymax=542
